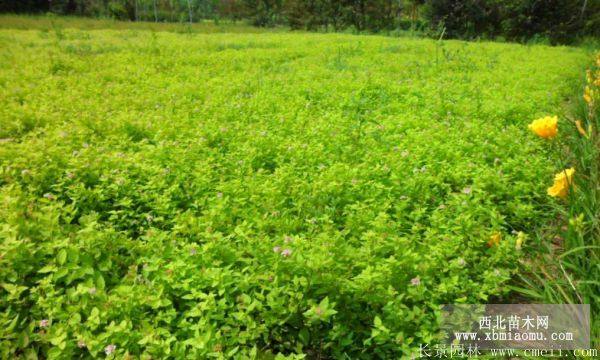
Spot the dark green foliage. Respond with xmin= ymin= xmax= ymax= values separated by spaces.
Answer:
xmin=0 ymin=0 xmax=50 ymax=13
xmin=424 ymin=0 xmax=501 ymax=39
xmin=498 ymin=0 xmax=594 ymax=44
xmin=243 ymin=0 xmax=284 ymax=26
xmin=425 ymin=0 xmax=598 ymax=44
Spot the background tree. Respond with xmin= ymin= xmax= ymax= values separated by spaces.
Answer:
xmin=0 ymin=0 xmax=597 ymax=43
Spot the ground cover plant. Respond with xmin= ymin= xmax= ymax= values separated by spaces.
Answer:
xmin=0 ymin=17 xmax=594 ymax=358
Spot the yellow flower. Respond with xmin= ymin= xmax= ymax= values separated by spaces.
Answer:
xmin=528 ymin=116 xmax=558 ymax=139
xmin=488 ymin=232 xmax=501 ymax=247
xmin=515 ymin=231 xmax=527 ymax=250
xmin=575 ymin=120 xmax=589 ymax=138
xmin=547 ymin=168 xmax=575 ymax=199
xmin=584 ymin=86 xmax=595 ymax=105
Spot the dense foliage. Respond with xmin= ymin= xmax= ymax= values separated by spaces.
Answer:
xmin=1 ymin=0 xmax=598 ymax=43
xmin=426 ymin=0 xmax=600 ymax=44
xmin=0 ymin=21 xmax=590 ymax=358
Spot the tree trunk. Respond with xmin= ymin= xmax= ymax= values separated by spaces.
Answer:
xmin=154 ymin=0 xmax=158 ymax=22
xmin=187 ymin=0 xmax=193 ymax=24
xmin=580 ymin=0 xmax=588 ymax=21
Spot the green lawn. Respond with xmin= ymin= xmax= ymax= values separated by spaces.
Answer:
xmin=0 ymin=19 xmax=591 ymax=358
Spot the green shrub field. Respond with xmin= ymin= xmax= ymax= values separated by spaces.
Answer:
xmin=0 ymin=18 xmax=595 ymax=358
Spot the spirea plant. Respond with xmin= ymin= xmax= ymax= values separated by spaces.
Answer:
xmin=0 ymin=19 xmax=591 ymax=358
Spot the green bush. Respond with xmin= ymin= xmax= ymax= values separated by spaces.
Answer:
xmin=498 ymin=0 xmax=587 ymax=45
xmin=107 ymin=1 xmax=129 ymax=21
xmin=424 ymin=0 xmax=501 ymax=39
xmin=424 ymin=0 xmax=597 ymax=44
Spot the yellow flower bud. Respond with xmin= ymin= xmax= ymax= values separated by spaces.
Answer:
xmin=488 ymin=232 xmax=501 ymax=247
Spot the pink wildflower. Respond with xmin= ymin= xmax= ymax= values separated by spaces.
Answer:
xmin=105 ymin=344 xmax=116 ymax=355
xmin=281 ymin=249 xmax=292 ymax=257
